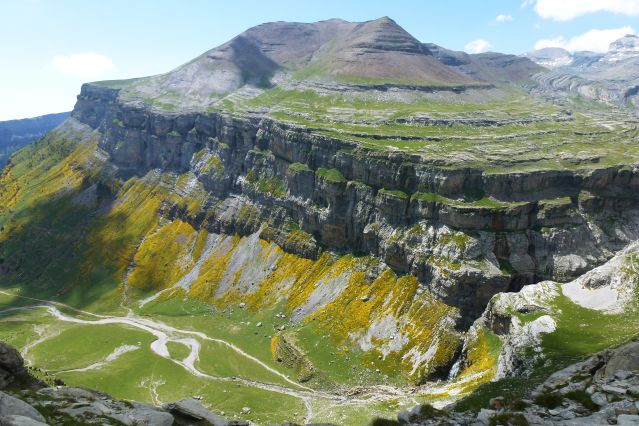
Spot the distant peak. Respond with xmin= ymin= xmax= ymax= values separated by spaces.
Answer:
xmin=371 ymin=16 xmax=395 ymax=23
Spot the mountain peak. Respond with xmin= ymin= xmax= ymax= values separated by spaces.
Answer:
xmin=525 ymin=47 xmax=573 ymax=68
xmin=350 ymin=16 xmax=426 ymax=54
xmin=609 ymin=34 xmax=639 ymax=53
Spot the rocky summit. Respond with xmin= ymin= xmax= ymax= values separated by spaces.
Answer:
xmin=0 ymin=15 xmax=638 ymax=426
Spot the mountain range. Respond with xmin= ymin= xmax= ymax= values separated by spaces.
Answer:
xmin=526 ymin=34 xmax=639 ymax=106
xmin=0 ymin=112 xmax=69 ymax=168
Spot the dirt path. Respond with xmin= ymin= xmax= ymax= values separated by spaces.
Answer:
xmin=0 ymin=291 xmax=465 ymax=423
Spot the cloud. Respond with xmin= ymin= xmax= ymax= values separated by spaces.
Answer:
xmin=534 ymin=36 xmax=567 ymax=50
xmin=529 ymin=0 xmax=639 ymax=21
xmin=50 ymin=52 xmax=115 ymax=78
xmin=464 ymin=39 xmax=492 ymax=54
xmin=496 ymin=14 xmax=514 ymax=22
xmin=534 ymin=26 xmax=635 ymax=52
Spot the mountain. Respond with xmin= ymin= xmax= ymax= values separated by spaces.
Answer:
xmin=0 ymin=17 xmax=638 ymax=425
xmin=526 ymin=34 xmax=639 ymax=106
xmin=525 ymin=47 xmax=573 ymax=68
xmin=607 ymin=34 xmax=639 ymax=62
xmin=425 ymin=42 xmax=545 ymax=83
xmin=0 ymin=112 xmax=69 ymax=168
xmin=113 ymin=16 xmax=549 ymax=112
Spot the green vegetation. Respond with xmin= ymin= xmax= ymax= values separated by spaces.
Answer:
xmin=257 ymin=175 xmax=286 ymax=197
xmin=534 ymin=392 xmax=563 ymax=409
xmin=439 ymin=232 xmax=471 ymax=251
xmin=245 ymin=169 xmax=286 ymax=196
xmin=378 ymin=189 xmax=409 ymax=199
xmin=316 ymin=167 xmax=346 ymax=183
xmin=564 ymin=390 xmax=599 ymax=411
xmin=411 ymin=191 xmax=525 ymax=209
xmin=541 ymin=293 xmax=639 ymax=366
xmin=288 ymin=162 xmax=312 ymax=173
xmin=489 ymin=412 xmax=529 ymax=426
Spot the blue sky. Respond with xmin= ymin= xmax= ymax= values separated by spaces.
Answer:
xmin=1 ymin=0 xmax=638 ymax=120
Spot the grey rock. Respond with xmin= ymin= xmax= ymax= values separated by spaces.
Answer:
xmin=0 ymin=343 xmax=26 ymax=390
xmin=476 ymin=408 xmax=495 ymax=425
xmin=163 ymin=398 xmax=240 ymax=426
xmin=602 ymin=385 xmax=628 ymax=396
xmin=597 ymin=341 xmax=639 ymax=380
xmin=0 ymin=415 xmax=49 ymax=426
xmin=615 ymin=371 xmax=635 ymax=381
xmin=0 ymin=391 xmax=46 ymax=424
xmin=618 ymin=414 xmax=639 ymax=425
xmin=592 ymin=392 xmax=609 ymax=407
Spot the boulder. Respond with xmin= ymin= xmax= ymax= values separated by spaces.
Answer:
xmin=0 ymin=415 xmax=48 ymax=426
xmin=0 ymin=391 xmax=46 ymax=424
xmin=0 ymin=342 xmax=25 ymax=389
xmin=163 ymin=398 xmax=248 ymax=426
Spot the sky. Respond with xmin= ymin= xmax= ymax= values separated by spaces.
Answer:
xmin=1 ymin=0 xmax=638 ymax=120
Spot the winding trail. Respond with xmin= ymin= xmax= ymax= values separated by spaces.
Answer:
xmin=0 ymin=291 xmax=467 ymax=422
xmin=57 ymin=344 xmax=140 ymax=374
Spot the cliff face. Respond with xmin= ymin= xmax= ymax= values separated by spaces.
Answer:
xmin=72 ymin=83 xmax=639 ymax=325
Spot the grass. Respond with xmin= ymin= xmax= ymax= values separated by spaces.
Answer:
xmin=27 ymin=322 xmax=148 ymax=372
xmin=411 ymin=191 xmax=526 ymax=209
xmin=378 ymin=189 xmax=409 ymax=200
xmin=489 ymin=412 xmax=529 ymax=426
xmin=541 ymin=292 xmax=639 ymax=367
xmin=316 ymin=167 xmax=346 ymax=183
xmin=288 ymin=162 xmax=312 ymax=173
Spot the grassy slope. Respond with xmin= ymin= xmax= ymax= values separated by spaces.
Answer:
xmin=454 ymin=280 xmax=639 ymax=412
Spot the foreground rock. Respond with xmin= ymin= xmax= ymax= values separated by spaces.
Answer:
xmin=0 ymin=341 xmax=248 ymax=426
xmin=396 ymin=339 xmax=639 ymax=425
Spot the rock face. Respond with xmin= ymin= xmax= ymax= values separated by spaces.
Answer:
xmin=0 ymin=341 xmax=247 ymax=426
xmin=0 ymin=343 xmax=26 ymax=389
xmin=397 ymin=339 xmax=639 ymax=425
xmin=70 ymin=80 xmax=639 ymax=324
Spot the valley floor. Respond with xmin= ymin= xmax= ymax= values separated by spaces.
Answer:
xmin=0 ymin=290 xmax=476 ymax=425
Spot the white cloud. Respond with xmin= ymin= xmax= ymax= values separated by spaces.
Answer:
xmin=534 ymin=36 xmax=567 ymax=50
xmin=534 ymin=26 xmax=635 ymax=52
xmin=50 ymin=52 xmax=115 ymax=78
xmin=464 ymin=39 xmax=492 ymax=54
xmin=496 ymin=14 xmax=514 ymax=22
xmin=531 ymin=0 xmax=639 ymax=21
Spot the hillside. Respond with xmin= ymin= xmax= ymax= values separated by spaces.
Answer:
xmin=0 ymin=112 xmax=69 ymax=168
xmin=0 ymin=16 xmax=638 ymax=425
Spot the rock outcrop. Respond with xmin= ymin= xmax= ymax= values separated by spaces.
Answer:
xmin=396 ymin=339 xmax=639 ymax=425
